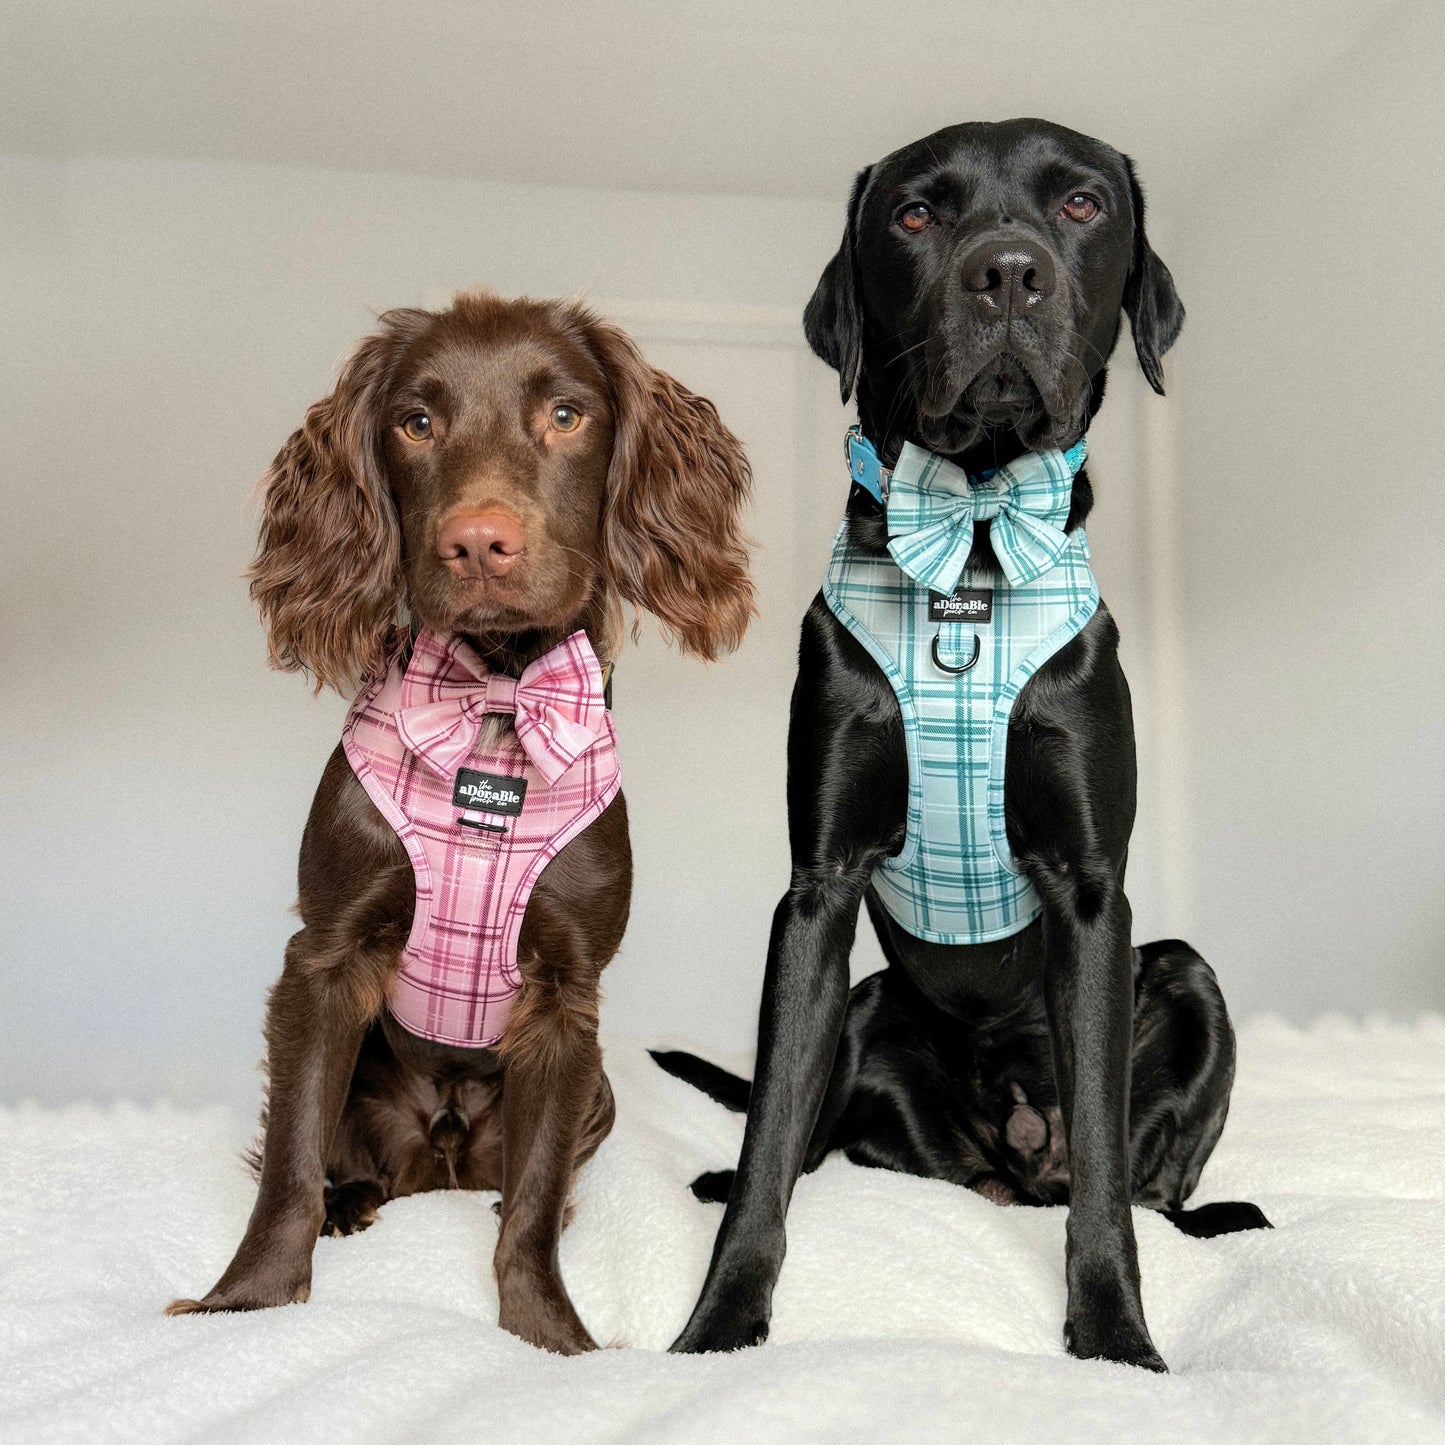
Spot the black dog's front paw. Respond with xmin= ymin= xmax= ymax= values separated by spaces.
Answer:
xmin=1064 ymin=1273 xmax=1167 ymax=1372
xmin=1065 ymin=1317 xmax=1167 ymax=1372
xmin=689 ymin=1170 xmax=735 ymax=1205
xmin=671 ymin=1305 xmax=771 ymax=1354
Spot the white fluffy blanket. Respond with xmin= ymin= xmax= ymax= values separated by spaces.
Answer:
xmin=1 ymin=1017 xmax=1442 ymax=1443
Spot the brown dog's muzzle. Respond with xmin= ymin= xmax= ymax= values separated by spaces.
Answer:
xmin=436 ymin=508 xmax=525 ymax=580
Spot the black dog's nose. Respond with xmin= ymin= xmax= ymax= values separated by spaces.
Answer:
xmin=960 ymin=240 xmax=1057 ymax=311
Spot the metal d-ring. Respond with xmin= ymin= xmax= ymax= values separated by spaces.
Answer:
xmin=932 ymin=632 xmax=981 ymax=675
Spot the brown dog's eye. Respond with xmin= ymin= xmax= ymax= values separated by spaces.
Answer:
xmin=1061 ymin=193 xmax=1100 ymax=223
xmin=898 ymin=204 xmax=935 ymax=234
xmin=549 ymin=404 xmax=583 ymax=433
xmin=401 ymin=413 xmax=431 ymax=442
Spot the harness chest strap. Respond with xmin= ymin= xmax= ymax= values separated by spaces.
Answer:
xmin=341 ymin=629 xmax=621 ymax=1048
xmin=825 ymin=432 xmax=1097 ymax=947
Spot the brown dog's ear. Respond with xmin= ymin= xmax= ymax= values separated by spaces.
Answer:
xmin=248 ymin=308 xmax=430 ymax=693
xmin=583 ymin=316 xmax=755 ymax=661
xmin=1121 ymin=157 xmax=1185 ymax=397
xmin=804 ymin=164 xmax=873 ymax=403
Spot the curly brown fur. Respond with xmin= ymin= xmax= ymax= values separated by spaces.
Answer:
xmin=585 ymin=319 xmax=755 ymax=659
xmin=248 ymin=310 xmax=432 ymax=693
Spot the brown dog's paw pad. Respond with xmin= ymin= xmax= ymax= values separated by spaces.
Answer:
xmin=322 ymin=1180 xmax=386 ymax=1238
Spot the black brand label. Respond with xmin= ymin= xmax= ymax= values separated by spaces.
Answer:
xmin=452 ymin=769 xmax=527 ymax=816
xmin=928 ymin=587 xmax=993 ymax=623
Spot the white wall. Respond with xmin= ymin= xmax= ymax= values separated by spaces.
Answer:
xmin=0 ymin=151 xmax=1185 ymax=1109
xmin=1171 ymin=0 xmax=1445 ymax=1021
xmin=4 ymin=46 xmax=1440 ymax=1110
xmin=0 ymin=156 xmax=844 ymax=1108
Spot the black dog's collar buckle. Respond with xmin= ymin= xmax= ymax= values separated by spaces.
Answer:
xmin=845 ymin=425 xmax=889 ymax=504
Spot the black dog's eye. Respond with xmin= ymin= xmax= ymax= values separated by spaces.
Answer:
xmin=897 ymin=204 xmax=936 ymax=234
xmin=401 ymin=412 xmax=431 ymax=441
xmin=1061 ymin=193 xmax=1100 ymax=223
xmin=549 ymin=404 xmax=583 ymax=433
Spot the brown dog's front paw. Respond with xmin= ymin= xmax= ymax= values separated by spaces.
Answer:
xmin=499 ymin=1301 xmax=598 ymax=1356
xmin=495 ymin=1227 xmax=598 ymax=1353
xmin=496 ymin=1275 xmax=598 ymax=1355
xmin=165 ymin=1272 xmax=311 ymax=1316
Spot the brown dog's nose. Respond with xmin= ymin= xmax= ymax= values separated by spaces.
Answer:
xmin=960 ymin=240 xmax=1057 ymax=310
xmin=436 ymin=508 xmax=525 ymax=580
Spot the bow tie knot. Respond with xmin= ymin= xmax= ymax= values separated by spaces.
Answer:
xmin=483 ymin=674 xmax=519 ymax=714
xmin=882 ymin=438 xmax=1086 ymax=594
xmin=394 ymin=631 xmax=607 ymax=787
xmin=962 ymin=480 xmax=1005 ymax=522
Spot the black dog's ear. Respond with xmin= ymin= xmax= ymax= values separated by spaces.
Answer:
xmin=1121 ymin=157 xmax=1185 ymax=396
xmin=804 ymin=165 xmax=873 ymax=403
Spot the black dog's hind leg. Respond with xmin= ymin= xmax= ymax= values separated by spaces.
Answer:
xmin=1129 ymin=940 xmax=1271 ymax=1235
xmin=671 ymin=601 xmax=906 ymax=1353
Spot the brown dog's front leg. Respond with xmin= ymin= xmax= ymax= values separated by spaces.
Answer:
xmin=492 ymin=982 xmax=607 ymax=1355
xmin=168 ymin=942 xmax=370 ymax=1315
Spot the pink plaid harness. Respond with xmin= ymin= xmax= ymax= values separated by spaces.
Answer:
xmin=341 ymin=628 xmax=621 ymax=1048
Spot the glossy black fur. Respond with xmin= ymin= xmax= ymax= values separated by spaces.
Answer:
xmin=664 ymin=120 xmax=1267 ymax=1371
xmin=653 ymin=936 xmax=1263 ymax=1234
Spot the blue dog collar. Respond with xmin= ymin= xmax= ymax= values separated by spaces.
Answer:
xmin=845 ymin=425 xmax=888 ymax=503
xmin=845 ymin=426 xmax=1085 ymax=506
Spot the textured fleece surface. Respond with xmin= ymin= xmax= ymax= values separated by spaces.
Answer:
xmin=1 ymin=1017 xmax=1442 ymax=1443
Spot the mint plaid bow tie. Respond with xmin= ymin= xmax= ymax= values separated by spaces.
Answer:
xmin=884 ymin=438 xmax=1087 ymax=593
xmin=397 ymin=631 xmax=607 ymax=787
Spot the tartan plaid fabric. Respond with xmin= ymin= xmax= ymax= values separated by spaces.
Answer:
xmin=823 ymin=440 xmax=1098 ymax=945
xmin=341 ymin=629 xmax=621 ymax=1047
xmin=886 ymin=438 xmax=1088 ymax=593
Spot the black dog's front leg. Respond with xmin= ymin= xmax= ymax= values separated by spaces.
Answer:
xmin=1038 ymin=880 xmax=1164 ymax=1371
xmin=672 ymin=599 xmax=902 ymax=1353
xmin=671 ymin=872 xmax=860 ymax=1351
xmin=1015 ymin=611 xmax=1164 ymax=1370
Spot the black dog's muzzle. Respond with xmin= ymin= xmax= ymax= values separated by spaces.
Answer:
xmin=915 ymin=231 xmax=1083 ymax=449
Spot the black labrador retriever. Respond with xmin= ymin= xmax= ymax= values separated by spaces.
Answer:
xmin=656 ymin=119 xmax=1267 ymax=1372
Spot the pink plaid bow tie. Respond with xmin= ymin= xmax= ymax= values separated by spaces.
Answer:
xmin=396 ymin=630 xmax=607 ymax=787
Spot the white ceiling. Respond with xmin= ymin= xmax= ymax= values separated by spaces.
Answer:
xmin=0 ymin=0 xmax=1399 ymax=204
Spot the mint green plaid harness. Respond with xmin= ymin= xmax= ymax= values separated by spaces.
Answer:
xmin=822 ymin=436 xmax=1097 ymax=944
